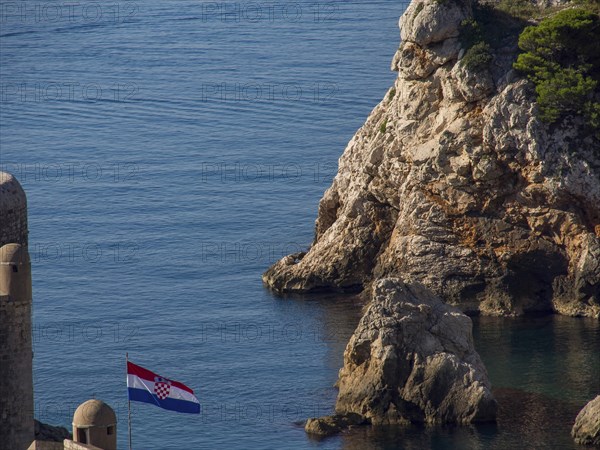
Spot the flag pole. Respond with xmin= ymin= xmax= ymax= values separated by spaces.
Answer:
xmin=127 ymin=352 xmax=132 ymax=450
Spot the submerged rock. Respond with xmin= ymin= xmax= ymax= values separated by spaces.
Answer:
xmin=572 ymin=395 xmax=600 ymax=446
xmin=307 ymin=279 xmax=496 ymax=434
xmin=263 ymin=0 xmax=600 ymax=317
xmin=305 ymin=413 xmax=366 ymax=436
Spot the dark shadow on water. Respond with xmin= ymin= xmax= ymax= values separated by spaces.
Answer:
xmin=264 ymin=283 xmax=365 ymax=299
xmin=335 ymin=387 xmax=585 ymax=449
xmin=494 ymin=388 xmax=581 ymax=447
xmin=473 ymin=315 xmax=600 ymax=406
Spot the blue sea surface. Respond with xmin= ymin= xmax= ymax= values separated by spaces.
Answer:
xmin=1 ymin=1 xmax=598 ymax=449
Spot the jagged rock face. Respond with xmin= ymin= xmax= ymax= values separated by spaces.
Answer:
xmin=572 ymin=395 xmax=600 ymax=446
xmin=400 ymin=0 xmax=471 ymax=46
xmin=334 ymin=279 xmax=497 ymax=425
xmin=263 ymin=0 xmax=600 ymax=317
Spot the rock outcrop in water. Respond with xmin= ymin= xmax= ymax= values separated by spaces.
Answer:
xmin=572 ymin=395 xmax=600 ymax=446
xmin=263 ymin=0 xmax=600 ymax=318
xmin=305 ymin=413 xmax=366 ymax=436
xmin=337 ymin=279 xmax=497 ymax=424
xmin=33 ymin=420 xmax=71 ymax=443
xmin=305 ymin=279 xmax=496 ymax=434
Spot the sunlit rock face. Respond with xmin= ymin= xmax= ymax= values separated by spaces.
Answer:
xmin=572 ymin=395 xmax=600 ymax=446
xmin=263 ymin=0 xmax=600 ymax=318
xmin=335 ymin=279 xmax=497 ymax=425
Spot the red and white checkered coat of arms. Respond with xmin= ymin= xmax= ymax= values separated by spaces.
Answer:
xmin=154 ymin=376 xmax=171 ymax=400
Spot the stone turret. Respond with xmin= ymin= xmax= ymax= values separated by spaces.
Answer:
xmin=71 ymin=400 xmax=117 ymax=450
xmin=1 ymin=171 xmax=28 ymax=246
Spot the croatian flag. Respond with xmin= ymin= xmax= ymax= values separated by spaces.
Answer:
xmin=127 ymin=361 xmax=200 ymax=414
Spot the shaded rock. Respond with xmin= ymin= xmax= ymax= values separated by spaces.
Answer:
xmin=451 ymin=61 xmax=495 ymax=102
xmin=335 ymin=279 xmax=497 ymax=425
xmin=305 ymin=413 xmax=366 ymax=436
xmin=572 ymin=395 xmax=600 ymax=446
xmin=34 ymin=420 xmax=71 ymax=442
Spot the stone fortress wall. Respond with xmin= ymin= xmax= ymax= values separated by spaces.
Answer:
xmin=1 ymin=171 xmax=34 ymax=450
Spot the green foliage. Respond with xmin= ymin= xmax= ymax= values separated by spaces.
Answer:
xmin=388 ymin=88 xmax=396 ymax=101
xmin=461 ymin=42 xmax=493 ymax=71
xmin=379 ymin=119 xmax=387 ymax=134
xmin=460 ymin=3 xmax=527 ymax=47
xmin=459 ymin=15 xmax=494 ymax=71
xmin=533 ymin=69 xmax=597 ymax=122
xmin=459 ymin=18 xmax=483 ymax=49
xmin=516 ymin=9 xmax=600 ymax=72
xmin=514 ymin=8 xmax=600 ymax=130
xmin=585 ymin=101 xmax=600 ymax=129
xmin=457 ymin=3 xmax=529 ymax=72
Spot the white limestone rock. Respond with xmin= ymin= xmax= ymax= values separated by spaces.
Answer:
xmin=335 ymin=279 xmax=496 ymax=426
xmin=400 ymin=0 xmax=472 ymax=47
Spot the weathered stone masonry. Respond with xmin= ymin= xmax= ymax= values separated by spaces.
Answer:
xmin=1 ymin=171 xmax=34 ymax=450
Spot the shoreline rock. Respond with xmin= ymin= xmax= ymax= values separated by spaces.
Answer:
xmin=305 ymin=413 xmax=367 ymax=437
xmin=306 ymin=279 xmax=497 ymax=435
xmin=572 ymin=395 xmax=600 ymax=446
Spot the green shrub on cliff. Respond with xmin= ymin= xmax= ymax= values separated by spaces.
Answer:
xmin=459 ymin=18 xmax=483 ymax=49
xmin=459 ymin=18 xmax=493 ymax=71
xmin=461 ymin=42 xmax=493 ymax=71
xmin=458 ymin=5 xmax=523 ymax=72
xmin=514 ymin=8 xmax=600 ymax=130
xmin=586 ymin=102 xmax=600 ymax=128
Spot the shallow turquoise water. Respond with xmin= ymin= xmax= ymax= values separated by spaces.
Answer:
xmin=1 ymin=1 xmax=598 ymax=448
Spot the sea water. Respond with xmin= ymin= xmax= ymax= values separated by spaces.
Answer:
xmin=1 ymin=1 xmax=598 ymax=448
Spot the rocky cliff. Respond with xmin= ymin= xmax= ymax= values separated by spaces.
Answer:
xmin=263 ymin=0 xmax=600 ymax=317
